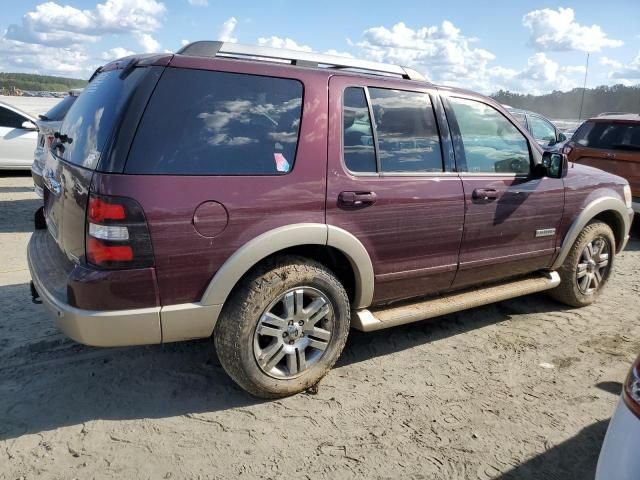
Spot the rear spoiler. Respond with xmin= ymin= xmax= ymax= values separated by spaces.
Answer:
xmin=89 ymin=54 xmax=174 ymax=82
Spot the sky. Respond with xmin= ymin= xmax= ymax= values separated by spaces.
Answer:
xmin=0 ymin=0 xmax=639 ymax=95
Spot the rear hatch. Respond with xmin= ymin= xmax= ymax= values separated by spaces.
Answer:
xmin=568 ymin=119 xmax=640 ymax=196
xmin=43 ymin=58 xmax=167 ymax=263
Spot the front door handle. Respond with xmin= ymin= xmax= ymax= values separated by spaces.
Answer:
xmin=472 ymin=188 xmax=498 ymax=202
xmin=338 ymin=191 xmax=377 ymax=208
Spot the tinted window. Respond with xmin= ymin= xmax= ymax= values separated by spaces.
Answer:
xmin=43 ymin=95 xmax=77 ymax=121
xmin=343 ymin=87 xmax=376 ymax=173
xmin=528 ymin=115 xmax=556 ymax=144
xmin=449 ymin=97 xmax=531 ymax=174
xmin=59 ymin=68 xmax=146 ymax=169
xmin=369 ymin=88 xmax=442 ymax=173
xmin=126 ymin=69 xmax=303 ymax=175
xmin=0 ymin=106 xmax=27 ymax=129
xmin=572 ymin=121 xmax=640 ymax=151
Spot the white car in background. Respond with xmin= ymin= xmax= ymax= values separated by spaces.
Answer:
xmin=596 ymin=354 xmax=640 ymax=480
xmin=32 ymin=90 xmax=82 ymax=197
xmin=0 ymin=101 xmax=38 ymax=169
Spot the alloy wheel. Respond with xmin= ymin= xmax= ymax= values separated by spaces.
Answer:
xmin=576 ymin=235 xmax=610 ymax=294
xmin=253 ymin=287 xmax=334 ymax=379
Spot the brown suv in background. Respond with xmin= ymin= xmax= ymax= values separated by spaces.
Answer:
xmin=564 ymin=113 xmax=640 ymax=214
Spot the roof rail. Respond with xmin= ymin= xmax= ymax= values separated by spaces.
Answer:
xmin=176 ymin=41 xmax=426 ymax=81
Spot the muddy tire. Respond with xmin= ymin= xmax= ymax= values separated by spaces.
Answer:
xmin=549 ymin=221 xmax=615 ymax=307
xmin=214 ymin=255 xmax=351 ymax=398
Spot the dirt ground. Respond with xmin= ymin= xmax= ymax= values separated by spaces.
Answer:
xmin=1 ymin=173 xmax=639 ymax=480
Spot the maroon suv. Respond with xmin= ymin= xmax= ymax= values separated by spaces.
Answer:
xmin=28 ymin=41 xmax=634 ymax=398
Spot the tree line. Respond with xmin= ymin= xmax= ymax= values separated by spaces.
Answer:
xmin=492 ymin=84 xmax=640 ymax=120
xmin=0 ymin=72 xmax=87 ymax=93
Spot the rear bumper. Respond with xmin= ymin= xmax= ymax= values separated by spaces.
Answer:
xmin=28 ymin=230 xmax=162 ymax=346
xmin=28 ymin=230 xmax=222 ymax=347
xmin=596 ymin=398 xmax=640 ymax=480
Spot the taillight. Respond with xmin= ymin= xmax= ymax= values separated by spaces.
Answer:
xmin=562 ymin=145 xmax=573 ymax=155
xmin=623 ymin=355 xmax=640 ymax=418
xmin=47 ymin=135 xmax=55 ymax=147
xmin=86 ymin=193 xmax=154 ymax=269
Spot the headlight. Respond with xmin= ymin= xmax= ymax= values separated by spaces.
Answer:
xmin=623 ymin=184 xmax=632 ymax=208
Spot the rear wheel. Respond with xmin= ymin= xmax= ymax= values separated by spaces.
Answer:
xmin=214 ymin=256 xmax=350 ymax=398
xmin=549 ymin=221 xmax=615 ymax=307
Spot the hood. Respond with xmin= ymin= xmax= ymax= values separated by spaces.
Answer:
xmin=566 ymin=162 xmax=629 ymax=187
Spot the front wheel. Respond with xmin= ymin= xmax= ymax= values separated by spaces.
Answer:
xmin=549 ymin=221 xmax=615 ymax=307
xmin=214 ymin=256 xmax=351 ymax=398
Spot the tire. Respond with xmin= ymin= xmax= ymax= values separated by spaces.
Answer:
xmin=549 ymin=221 xmax=615 ymax=307
xmin=214 ymin=255 xmax=351 ymax=398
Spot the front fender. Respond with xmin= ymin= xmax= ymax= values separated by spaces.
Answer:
xmin=551 ymin=196 xmax=633 ymax=270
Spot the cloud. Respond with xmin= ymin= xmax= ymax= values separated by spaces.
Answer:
xmin=522 ymin=7 xmax=623 ymax=53
xmin=187 ymin=0 xmax=208 ymax=5
xmin=5 ymin=0 xmax=166 ymax=47
xmin=600 ymin=57 xmax=623 ymax=69
xmin=354 ymin=21 xmax=495 ymax=89
xmin=257 ymin=36 xmax=312 ymax=52
xmin=100 ymin=47 xmax=135 ymax=61
xmin=0 ymin=38 xmax=91 ymax=75
xmin=135 ymin=33 xmax=161 ymax=53
xmin=488 ymin=53 xmax=582 ymax=94
xmin=609 ymin=51 xmax=640 ymax=81
xmin=219 ymin=17 xmax=237 ymax=42
xmin=324 ymin=49 xmax=354 ymax=58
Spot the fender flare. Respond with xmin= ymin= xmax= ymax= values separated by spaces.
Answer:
xmin=551 ymin=196 xmax=632 ymax=270
xmin=200 ymin=223 xmax=375 ymax=309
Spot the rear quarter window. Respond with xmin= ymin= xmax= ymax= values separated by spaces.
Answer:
xmin=59 ymin=68 xmax=146 ymax=169
xmin=125 ymin=69 xmax=304 ymax=175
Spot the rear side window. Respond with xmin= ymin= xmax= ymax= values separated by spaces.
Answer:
xmin=42 ymin=95 xmax=77 ymax=121
xmin=343 ymin=87 xmax=376 ymax=173
xmin=369 ymin=88 xmax=442 ymax=173
xmin=59 ymin=68 xmax=146 ymax=169
xmin=0 ymin=106 xmax=27 ymax=129
xmin=126 ymin=69 xmax=303 ymax=175
xmin=573 ymin=121 xmax=640 ymax=151
xmin=449 ymin=97 xmax=531 ymax=174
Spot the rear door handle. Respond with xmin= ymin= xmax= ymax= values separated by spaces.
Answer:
xmin=472 ymin=188 xmax=498 ymax=202
xmin=338 ymin=191 xmax=377 ymax=207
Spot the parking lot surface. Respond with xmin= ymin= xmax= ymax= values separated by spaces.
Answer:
xmin=1 ymin=173 xmax=639 ymax=479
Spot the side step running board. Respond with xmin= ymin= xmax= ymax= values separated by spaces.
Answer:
xmin=352 ymin=271 xmax=560 ymax=332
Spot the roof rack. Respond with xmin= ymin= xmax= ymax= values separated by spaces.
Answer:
xmin=176 ymin=41 xmax=426 ymax=81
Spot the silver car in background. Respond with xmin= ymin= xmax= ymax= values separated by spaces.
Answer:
xmin=32 ymin=89 xmax=81 ymax=197
xmin=0 ymin=101 xmax=38 ymax=169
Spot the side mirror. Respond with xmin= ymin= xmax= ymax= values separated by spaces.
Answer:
xmin=21 ymin=120 xmax=37 ymax=130
xmin=537 ymin=152 xmax=568 ymax=179
xmin=557 ymin=132 xmax=567 ymax=143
